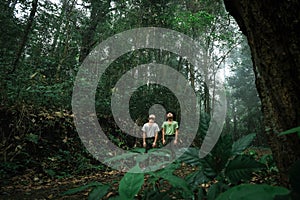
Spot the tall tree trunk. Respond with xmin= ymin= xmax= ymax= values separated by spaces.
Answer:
xmin=50 ymin=0 xmax=68 ymax=56
xmin=11 ymin=0 xmax=38 ymax=73
xmin=223 ymin=0 xmax=300 ymax=186
xmin=79 ymin=0 xmax=111 ymax=63
xmin=55 ymin=0 xmax=76 ymax=81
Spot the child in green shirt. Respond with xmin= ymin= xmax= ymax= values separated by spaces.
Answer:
xmin=161 ymin=112 xmax=179 ymax=146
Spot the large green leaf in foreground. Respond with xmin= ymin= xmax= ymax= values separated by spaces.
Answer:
xmin=118 ymin=167 xmax=144 ymax=199
xmin=216 ymin=184 xmax=290 ymax=200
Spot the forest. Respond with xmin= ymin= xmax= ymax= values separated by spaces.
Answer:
xmin=0 ymin=0 xmax=299 ymax=199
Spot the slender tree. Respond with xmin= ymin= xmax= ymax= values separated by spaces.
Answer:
xmin=11 ymin=0 xmax=38 ymax=73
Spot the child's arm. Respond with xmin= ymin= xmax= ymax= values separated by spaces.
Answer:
xmin=162 ymin=127 xmax=166 ymax=144
xmin=153 ymin=131 xmax=158 ymax=147
xmin=143 ymin=132 xmax=146 ymax=147
xmin=174 ymin=128 xmax=178 ymax=144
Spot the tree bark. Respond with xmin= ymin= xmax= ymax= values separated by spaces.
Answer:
xmin=223 ymin=0 xmax=300 ymax=186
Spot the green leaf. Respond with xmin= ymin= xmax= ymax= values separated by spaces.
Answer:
xmin=149 ymin=148 xmax=172 ymax=157
xmin=145 ymin=161 xmax=173 ymax=172
xmin=216 ymin=184 xmax=290 ymax=200
xmin=278 ymin=126 xmax=300 ymax=138
xmin=159 ymin=173 xmax=193 ymax=197
xmin=211 ymin=135 xmax=233 ymax=172
xmin=201 ymin=156 xmax=218 ymax=178
xmin=231 ymin=133 xmax=256 ymax=155
xmin=104 ymin=152 xmax=138 ymax=163
xmin=26 ymin=133 xmax=39 ymax=144
xmin=151 ymin=162 xmax=180 ymax=177
xmin=119 ymin=168 xmax=144 ymax=199
xmin=143 ymin=189 xmax=172 ymax=200
xmin=207 ymin=182 xmax=223 ymax=200
xmin=178 ymin=147 xmax=201 ymax=166
xmin=150 ymin=163 xmax=189 ymax=193
xmin=185 ymin=169 xmax=209 ymax=188
xmin=197 ymin=187 xmax=204 ymax=200
xmin=135 ymin=153 xmax=149 ymax=164
xmin=130 ymin=148 xmax=145 ymax=153
xmin=88 ymin=185 xmax=110 ymax=200
xmin=62 ymin=182 xmax=103 ymax=195
xmin=225 ymin=155 xmax=264 ymax=184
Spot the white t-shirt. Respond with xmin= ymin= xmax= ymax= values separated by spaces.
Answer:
xmin=142 ymin=122 xmax=160 ymax=137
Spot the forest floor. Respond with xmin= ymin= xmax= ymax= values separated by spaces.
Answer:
xmin=1 ymin=169 xmax=123 ymax=200
xmin=0 ymin=158 xmax=278 ymax=200
xmin=0 ymin=146 xmax=278 ymax=200
xmin=1 ymin=164 xmax=198 ymax=200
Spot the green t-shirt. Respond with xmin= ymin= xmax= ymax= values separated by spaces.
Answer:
xmin=162 ymin=121 xmax=179 ymax=135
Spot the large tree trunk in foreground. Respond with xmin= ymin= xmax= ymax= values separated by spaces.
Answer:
xmin=223 ymin=0 xmax=300 ymax=186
